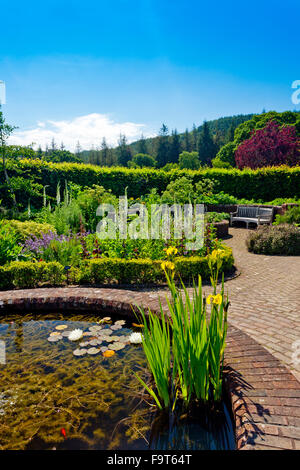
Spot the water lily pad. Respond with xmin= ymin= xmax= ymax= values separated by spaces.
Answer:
xmin=83 ymin=332 xmax=95 ymax=336
xmin=103 ymin=328 xmax=113 ymax=335
xmin=50 ymin=332 xmax=61 ymax=336
xmin=109 ymin=342 xmax=126 ymax=351
xmin=115 ymin=320 xmax=126 ymax=325
xmin=100 ymin=346 xmax=108 ymax=352
xmin=61 ymin=331 xmax=72 ymax=337
xmin=55 ymin=325 xmax=68 ymax=330
xmin=111 ymin=324 xmax=122 ymax=331
xmin=110 ymin=336 xmax=120 ymax=342
xmin=89 ymin=339 xmax=100 ymax=346
xmin=87 ymin=347 xmax=100 ymax=355
xmin=102 ymin=317 xmax=111 ymax=322
xmin=79 ymin=341 xmax=89 ymax=347
xmin=118 ymin=335 xmax=130 ymax=343
xmin=47 ymin=335 xmax=62 ymax=342
xmin=73 ymin=348 xmax=87 ymax=356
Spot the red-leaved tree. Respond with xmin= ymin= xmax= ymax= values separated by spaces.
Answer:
xmin=235 ymin=120 xmax=300 ymax=169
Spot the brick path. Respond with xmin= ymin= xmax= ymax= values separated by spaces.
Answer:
xmin=221 ymin=228 xmax=300 ymax=383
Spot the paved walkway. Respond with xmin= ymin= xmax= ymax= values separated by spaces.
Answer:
xmin=221 ymin=228 xmax=300 ymax=382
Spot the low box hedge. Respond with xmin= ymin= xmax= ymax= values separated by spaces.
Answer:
xmin=0 ymin=246 xmax=234 ymax=289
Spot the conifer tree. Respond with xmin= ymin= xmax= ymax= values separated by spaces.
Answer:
xmin=156 ymin=123 xmax=169 ymax=167
xmin=169 ymin=129 xmax=182 ymax=163
xmin=198 ymin=121 xmax=217 ymax=165
xmin=183 ymin=128 xmax=192 ymax=152
xmin=117 ymin=134 xmax=132 ymax=166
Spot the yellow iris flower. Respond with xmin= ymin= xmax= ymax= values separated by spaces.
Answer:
xmin=161 ymin=261 xmax=175 ymax=271
xmin=207 ymin=294 xmax=222 ymax=305
xmin=166 ymin=246 xmax=178 ymax=256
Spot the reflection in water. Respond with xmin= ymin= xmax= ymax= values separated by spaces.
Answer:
xmin=0 ymin=312 xmax=235 ymax=450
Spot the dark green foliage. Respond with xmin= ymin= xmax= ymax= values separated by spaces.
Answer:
xmin=178 ymin=151 xmax=200 ymax=170
xmin=169 ymin=129 xmax=182 ymax=163
xmin=215 ymin=142 xmax=236 ymax=167
xmin=198 ymin=121 xmax=217 ymax=165
xmin=130 ymin=153 xmax=156 ymax=168
xmin=273 ymin=206 xmax=300 ymax=226
xmin=156 ymin=124 xmax=170 ymax=167
xmin=117 ymin=134 xmax=132 ymax=166
xmin=246 ymin=224 xmax=300 ymax=255
xmin=3 ymin=160 xmax=300 ymax=209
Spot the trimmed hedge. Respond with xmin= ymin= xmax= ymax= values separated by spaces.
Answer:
xmin=0 ymin=261 xmax=66 ymax=289
xmin=0 ymin=247 xmax=234 ymax=289
xmin=4 ymin=159 xmax=300 ymax=205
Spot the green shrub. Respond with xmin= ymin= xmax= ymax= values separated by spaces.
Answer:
xmin=246 ymin=224 xmax=300 ymax=255
xmin=0 ymin=261 xmax=66 ymax=289
xmin=0 ymin=224 xmax=23 ymax=265
xmin=0 ymin=219 xmax=55 ymax=243
xmin=273 ymin=206 xmax=300 ymax=226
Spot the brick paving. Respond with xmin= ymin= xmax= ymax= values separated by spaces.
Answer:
xmin=0 ymin=226 xmax=300 ymax=449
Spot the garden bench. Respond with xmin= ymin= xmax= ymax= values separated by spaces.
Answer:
xmin=230 ymin=206 xmax=274 ymax=229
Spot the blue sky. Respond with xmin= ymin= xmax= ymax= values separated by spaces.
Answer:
xmin=1 ymin=0 xmax=299 ymax=150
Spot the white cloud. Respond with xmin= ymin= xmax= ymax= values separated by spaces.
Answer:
xmin=8 ymin=113 xmax=154 ymax=151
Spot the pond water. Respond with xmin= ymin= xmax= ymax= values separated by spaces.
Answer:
xmin=0 ymin=313 xmax=235 ymax=450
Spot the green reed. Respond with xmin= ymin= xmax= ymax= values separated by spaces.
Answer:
xmin=136 ymin=249 xmax=229 ymax=409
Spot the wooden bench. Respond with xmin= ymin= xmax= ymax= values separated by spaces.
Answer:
xmin=230 ymin=206 xmax=274 ymax=229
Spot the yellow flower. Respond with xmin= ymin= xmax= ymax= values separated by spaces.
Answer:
xmin=166 ymin=246 xmax=178 ymax=256
xmin=207 ymin=294 xmax=222 ymax=305
xmin=161 ymin=261 xmax=175 ymax=271
xmin=211 ymin=249 xmax=225 ymax=258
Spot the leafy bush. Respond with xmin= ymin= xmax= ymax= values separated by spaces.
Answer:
xmin=0 ymin=261 xmax=66 ymax=289
xmin=0 ymin=219 xmax=55 ymax=243
xmin=273 ymin=206 xmax=300 ymax=226
xmin=205 ymin=212 xmax=230 ymax=223
xmin=235 ymin=121 xmax=300 ymax=169
xmin=246 ymin=224 xmax=300 ymax=255
xmin=129 ymin=153 xmax=156 ymax=168
xmin=0 ymin=224 xmax=23 ymax=265
xmin=214 ymin=142 xmax=236 ymax=167
xmin=178 ymin=151 xmax=200 ymax=170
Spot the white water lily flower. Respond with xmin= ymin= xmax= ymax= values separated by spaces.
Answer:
xmin=68 ymin=329 xmax=83 ymax=341
xmin=129 ymin=332 xmax=143 ymax=344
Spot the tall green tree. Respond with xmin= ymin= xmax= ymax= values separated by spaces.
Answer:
xmin=169 ymin=129 xmax=182 ymax=163
xmin=198 ymin=121 xmax=217 ymax=165
xmin=137 ymin=134 xmax=148 ymax=154
xmin=192 ymin=123 xmax=198 ymax=151
xmin=0 ymin=105 xmax=18 ymax=207
xmin=183 ymin=128 xmax=192 ymax=152
xmin=156 ymin=123 xmax=170 ymax=167
xmin=117 ymin=134 xmax=132 ymax=166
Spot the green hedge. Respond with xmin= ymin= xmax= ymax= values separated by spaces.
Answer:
xmin=4 ymin=159 xmax=300 ymax=206
xmin=0 ymin=261 xmax=66 ymax=289
xmin=0 ymin=247 xmax=234 ymax=289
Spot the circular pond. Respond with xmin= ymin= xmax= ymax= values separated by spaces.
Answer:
xmin=0 ymin=312 xmax=235 ymax=450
